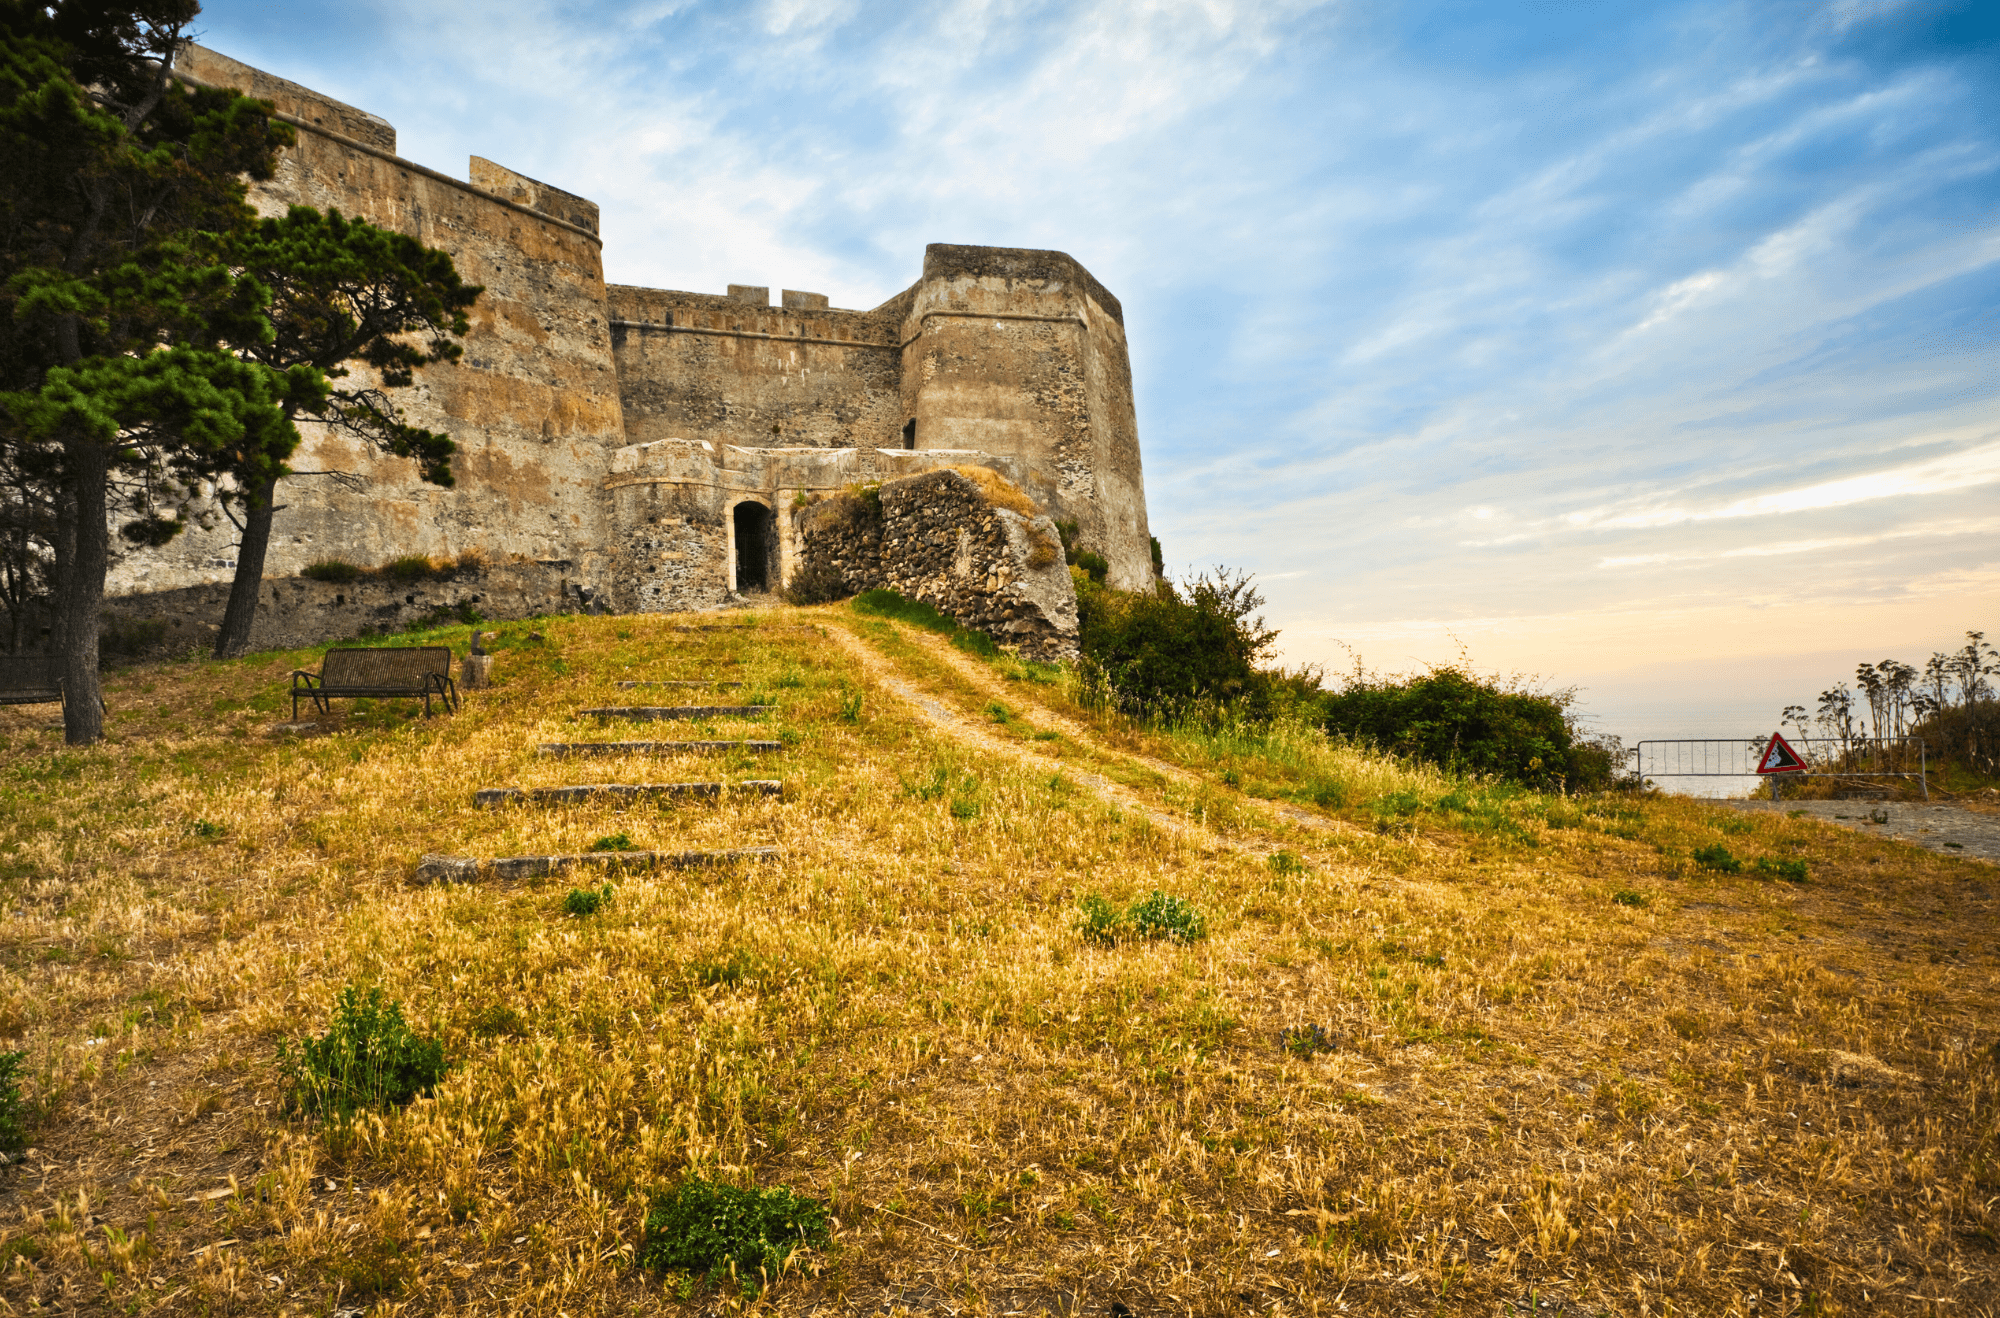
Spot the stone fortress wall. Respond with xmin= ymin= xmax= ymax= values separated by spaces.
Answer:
xmin=102 ymin=45 xmax=1153 ymax=651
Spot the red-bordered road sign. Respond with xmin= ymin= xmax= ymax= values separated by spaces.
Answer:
xmin=1756 ymin=732 xmax=1808 ymax=774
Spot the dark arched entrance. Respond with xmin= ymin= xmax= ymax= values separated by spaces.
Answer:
xmin=733 ymin=501 xmax=773 ymax=593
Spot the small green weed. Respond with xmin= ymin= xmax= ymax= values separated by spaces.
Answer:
xmin=1267 ymin=850 xmax=1307 ymax=876
xmin=1611 ymin=889 xmax=1649 ymax=907
xmin=588 ymin=833 xmax=635 ymax=852
xmin=985 ymin=701 xmax=1012 ymax=723
xmin=1691 ymin=844 xmax=1742 ymax=873
xmin=639 ymin=1178 xmax=830 ymax=1292
xmin=1078 ymin=895 xmax=1124 ymax=946
xmin=1752 ymin=856 xmax=1809 ymax=882
xmin=1080 ymin=890 xmax=1209 ymax=945
xmin=188 ymin=819 xmax=226 ymax=840
xmin=0 ymin=1051 xmax=26 ymax=1154
xmin=838 ymin=688 xmax=864 ymax=722
xmin=277 ymin=986 xmax=446 ymax=1119
xmin=565 ymin=884 xmax=614 ymax=916
xmin=1279 ymin=1024 xmax=1338 ymax=1058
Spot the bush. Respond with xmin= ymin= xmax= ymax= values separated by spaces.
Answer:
xmin=1075 ymin=568 xmax=1278 ymax=712
xmin=1612 ymin=888 xmax=1649 ymax=907
xmin=1318 ymin=664 xmax=1614 ymax=791
xmin=1077 ymin=890 xmax=1209 ymax=945
xmin=782 ymin=558 xmax=847 ymax=606
xmin=564 ymin=884 xmax=614 ymax=915
xmin=589 ymin=833 xmax=635 ymax=852
xmin=639 ymin=1178 xmax=830 ymax=1291
xmin=0 ymin=1050 xmax=26 ymax=1155
xmin=1691 ymin=844 xmax=1742 ymax=873
xmin=278 ymin=986 xmax=446 ymax=1119
xmin=302 ymin=559 xmax=362 ymax=583
xmin=1753 ymin=856 xmax=1809 ymax=882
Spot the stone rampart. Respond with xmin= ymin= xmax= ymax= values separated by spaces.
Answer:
xmin=94 ymin=561 xmax=581 ymax=660
xmin=794 ymin=470 xmax=1078 ymax=662
xmin=608 ymin=285 xmax=904 ymax=453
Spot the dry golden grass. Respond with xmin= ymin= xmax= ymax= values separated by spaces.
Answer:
xmin=0 ymin=605 xmax=1996 ymax=1317
xmin=947 ymin=467 xmax=1041 ymax=520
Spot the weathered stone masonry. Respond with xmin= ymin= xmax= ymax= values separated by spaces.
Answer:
xmin=97 ymin=44 xmax=1153 ymax=655
xmin=794 ymin=470 xmax=1079 ymax=664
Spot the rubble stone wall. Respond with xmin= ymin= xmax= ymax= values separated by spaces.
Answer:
xmin=794 ymin=470 xmax=1078 ymax=662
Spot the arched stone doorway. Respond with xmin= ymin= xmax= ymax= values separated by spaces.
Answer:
xmin=732 ymin=500 xmax=775 ymax=593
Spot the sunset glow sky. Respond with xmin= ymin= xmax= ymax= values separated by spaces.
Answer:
xmin=194 ymin=0 xmax=2000 ymax=742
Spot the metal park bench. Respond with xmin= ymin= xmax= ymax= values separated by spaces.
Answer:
xmin=0 ymin=655 xmax=66 ymax=709
xmin=291 ymin=646 xmax=458 ymax=719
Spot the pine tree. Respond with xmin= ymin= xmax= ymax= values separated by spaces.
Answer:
xmin=208 ymin=206 xmax=478 ymax=659
xmin=0 ymin=0 xmax=293 ymax=744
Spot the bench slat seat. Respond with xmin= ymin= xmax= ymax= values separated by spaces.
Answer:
xmin=0 ymin=656 xmax=65 ymax=708
xmin=292 ymin=647 xmax=458 ymax=719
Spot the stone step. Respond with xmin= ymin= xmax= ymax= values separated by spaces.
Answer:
xmin=536 ymin=740 xmax=782 ymax=757
xmin=474 ymin=781 xmax=781 ymax=808
xmin=415 ymin=847 xmax=780 ymax=884
xmin=576 ymin=705 xmax=775 ymax=720
xmin=615 ymin=680 xmax=743 ymax=688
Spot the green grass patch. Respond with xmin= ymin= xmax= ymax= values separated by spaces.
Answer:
xmin=639 ymin=1178 xmax=830 ymax=1293
xmin=278 ymin=986 xmax=446 ymax=1119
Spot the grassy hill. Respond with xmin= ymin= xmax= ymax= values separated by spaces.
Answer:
xmin=0 ymin=605 xmax=1995 ymax=1315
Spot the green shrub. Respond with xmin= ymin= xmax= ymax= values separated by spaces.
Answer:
xmin=0 ymin=1051 xmax=27 ymax=1155
xmin=1267 ymin=850 xmax=1307 ymax=876
xmin=1611 ymin=889 xmax=1649 ymax=907
xmin=1078 ymin=890 xmax=1208 ymax=945
xmin=639 ymin=1178 xmax=830 ymax=1291
xmin=1077 ymin=895 xmax=1123 ymax=946
xmin=781 ymin=558 xmax=847 ymax=606
xmin=838 ymin=689 xmax=864 ymax=723
xmin=589 ymin=833 xmax=635 ymax=852
xmin=302 ymin=559 xmax=362 ymax=583
xmin=1753 ymin=856 xmax=1809 ymax=882
xmin=1319 ymin=664 xmax=1617 ymax=791
xmin=564 ymin=884 xmax=614 ymax=916
xmin=1129 ymin=890 xmax=1208 ymax=942
xmin=383 ymin=555 xmax=437 ymax=583
xmin=1075 ymin=568 xmax=1278 ymax=712
xmin=278 ymin=986 xmax=446 ymax=1119
xmin=1691 ymin=844 xmax=1742 ymax=873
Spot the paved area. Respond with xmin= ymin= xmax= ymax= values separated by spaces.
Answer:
xmin=1714 ymin=798 xmax=2000 ymax=864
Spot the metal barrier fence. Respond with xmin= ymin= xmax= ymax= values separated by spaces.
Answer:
xmin=1633 ymin=737 xmax=1928 ymax=800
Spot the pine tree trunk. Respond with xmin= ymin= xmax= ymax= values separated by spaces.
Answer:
xmin=214 ymin=475 xmax=280 ymax=660
xmin=58 ymin=444 xmax=109 ymax=746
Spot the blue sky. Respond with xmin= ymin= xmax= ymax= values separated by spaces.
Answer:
xmin=194 ymin=0 xmax=2000 ymax=742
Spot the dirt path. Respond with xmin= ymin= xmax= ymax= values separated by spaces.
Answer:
xmin=1716 ymin=798 xmax=2000 ymax=864
xmin=904 ymin=630 xmax=1363 ymax=840
xmin=826 ymin=626 xmax=1237 ymax=852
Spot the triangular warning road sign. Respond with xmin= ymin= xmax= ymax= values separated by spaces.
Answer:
xmin=1756 ymin=731 xmax=1807 ymax=774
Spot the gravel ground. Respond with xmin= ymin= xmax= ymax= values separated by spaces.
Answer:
xmin=1715 ymin=797 xmax=2000 ymax=864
